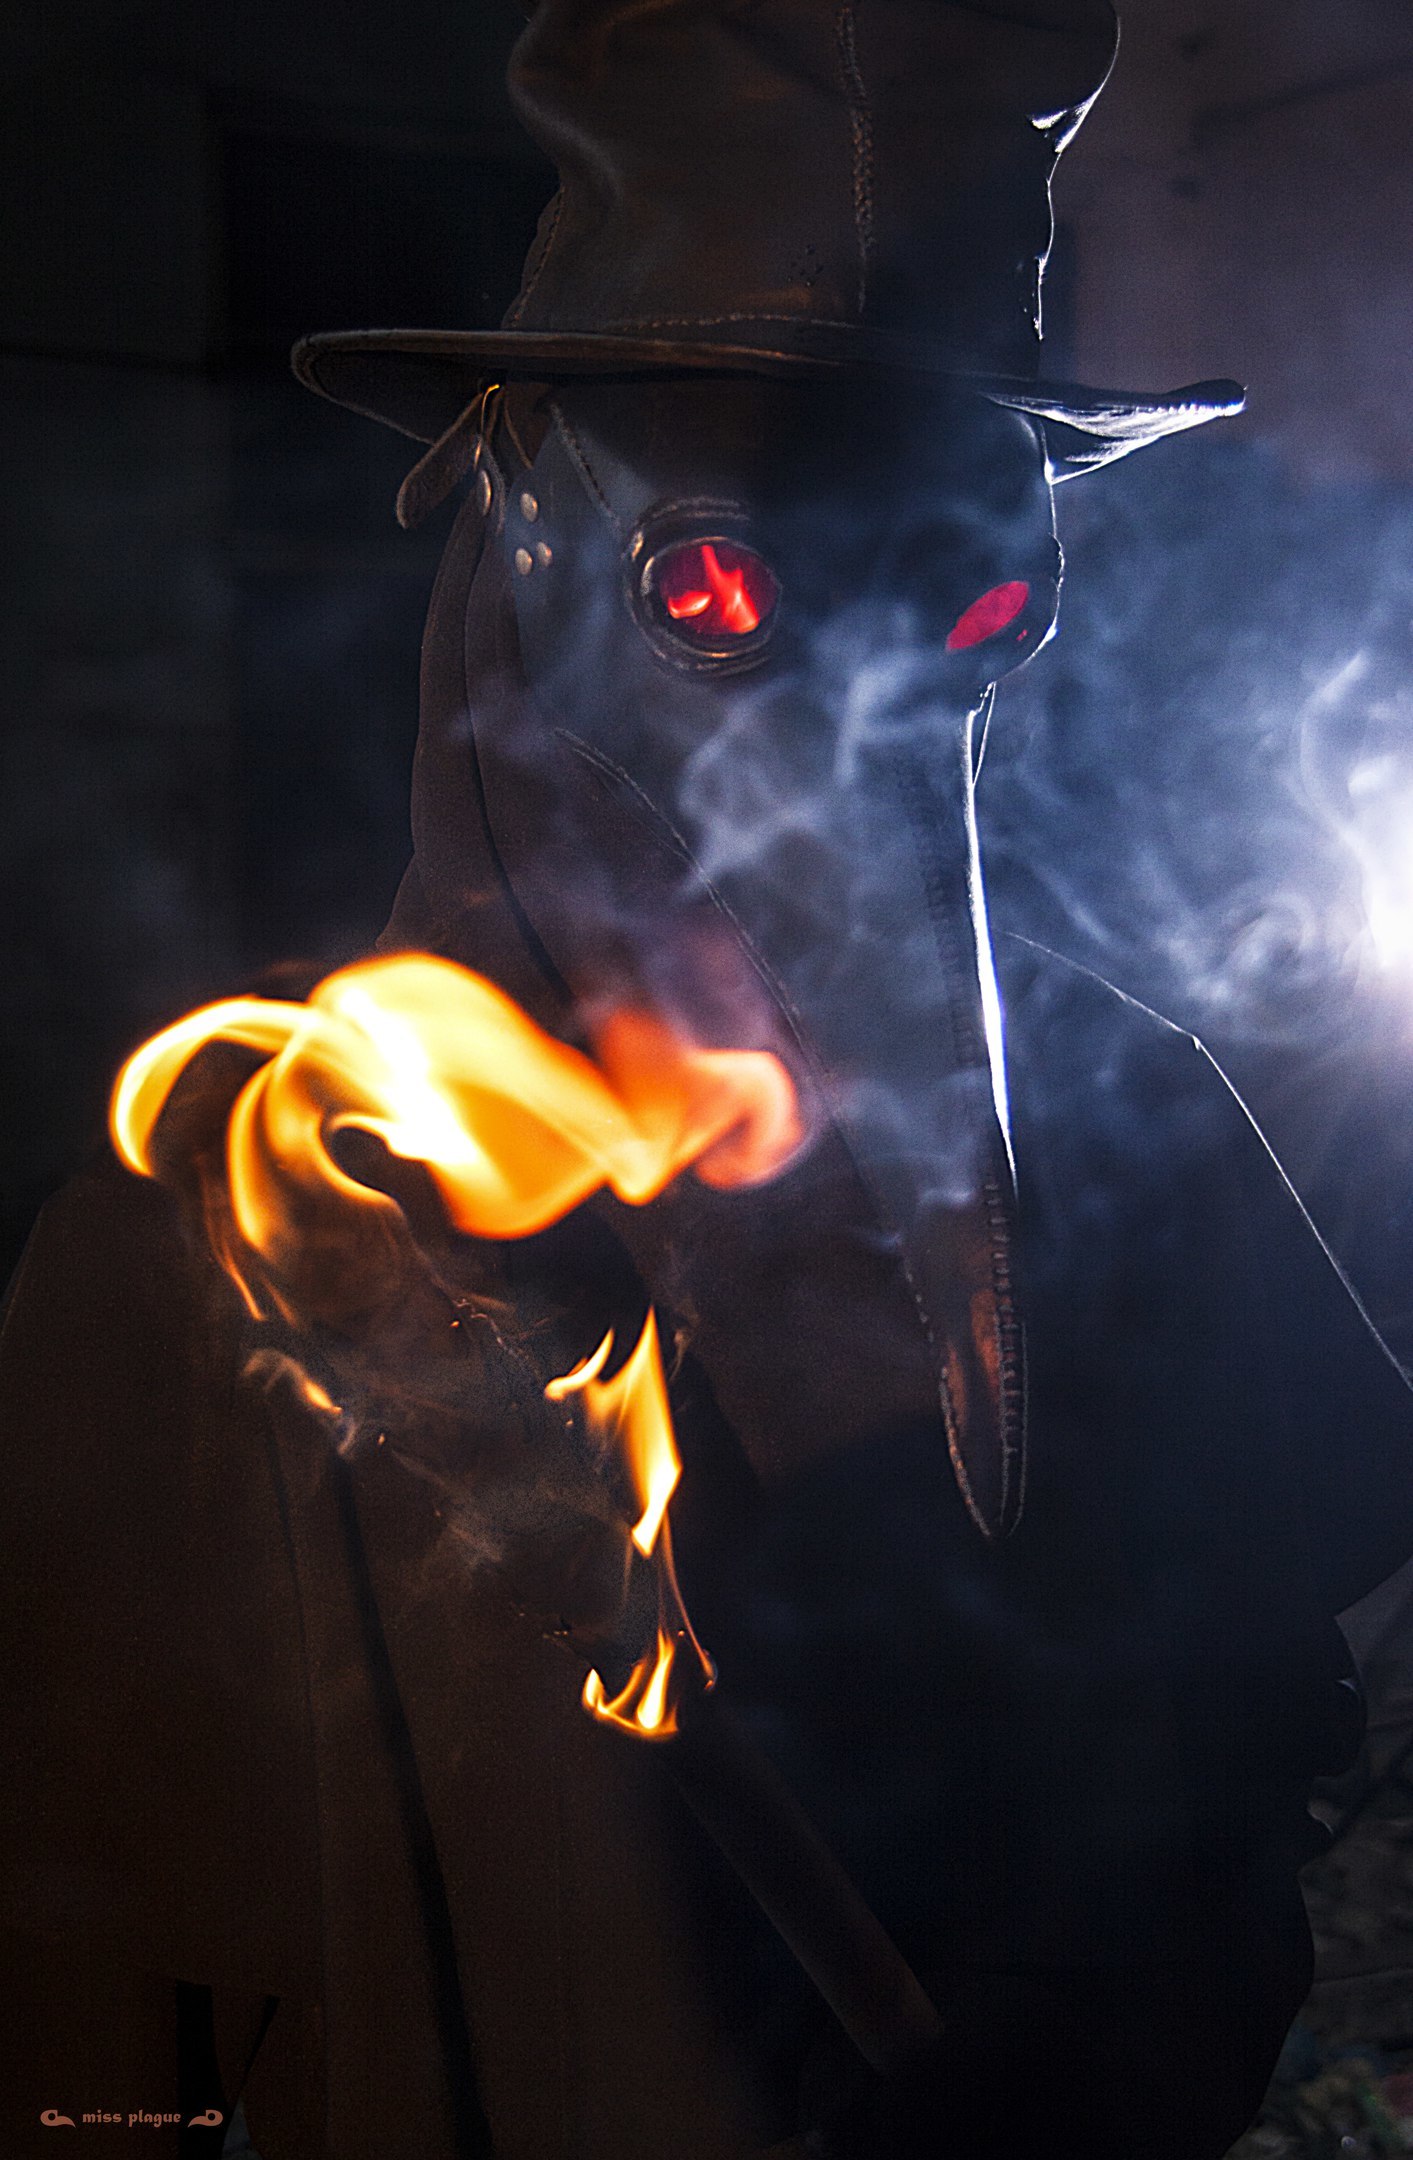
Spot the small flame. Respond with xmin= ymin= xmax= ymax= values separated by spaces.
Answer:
xmin=549 ymin=1314 xmax=714 ymax=1739
xmin=551 ymin=1312 xmax=678 ymax=1557
xmin=243 ymin=1348 xmax=352 ymax=1448
xmin=544 ymin=1330 xmax=614 ymax=1399
xmin=701 ymin=542 xmax=760 ymax=634
xmin=298 ymin=1372 xmax=341 ymax=1416
xmin=584 ymin=1630 xmax=680 ymax=1736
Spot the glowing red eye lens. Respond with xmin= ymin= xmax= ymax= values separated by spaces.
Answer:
xmin=945 ymin=580 xmax=1030 ymax=652
xmin=651 ymin=540 xmax=779 ymax=643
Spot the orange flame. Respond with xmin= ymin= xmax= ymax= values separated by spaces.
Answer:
xmin=553 ymin=1313 xmax=714 ymax=1739
xmin=111 ymin=952 xmax=793 ymax=1739
xmin=584 ymin=1628 xmax=685 ymax=1737
xmin=111 ymin=954 xmax=802 ymax=1314
xmin=297 ymin=1371 xmax=341 ymax=1416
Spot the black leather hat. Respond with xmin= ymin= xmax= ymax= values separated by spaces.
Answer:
xmin=293 ymin=0 xmax=1242 ymax=478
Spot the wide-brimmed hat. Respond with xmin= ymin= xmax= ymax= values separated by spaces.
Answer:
xmin=294 ymin=0 xmax=1242 ymax=480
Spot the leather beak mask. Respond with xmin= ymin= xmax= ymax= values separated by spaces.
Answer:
xmin=308 ymin=0 xmax=1240 ymax=1537
xmin=405 ymin=374 xmax=1063 ymax=1539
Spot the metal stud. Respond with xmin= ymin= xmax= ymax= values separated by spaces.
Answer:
xmin=519 ymin=490 xmax=539 ymax=523
xmin=535 ymin=541 xmax=553 ymax=567
xmin=514 ymin=547 xmax=534 ymax=576
xmin=475 ymin=467 xmax=492 ymax=516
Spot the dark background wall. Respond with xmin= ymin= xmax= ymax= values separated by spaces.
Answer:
xmin=998 ymin=0 xmax=1413 ymax=1361
xmin=1065 ymin=0 xmax=1413 ymax=483
xmin=6 ymin=0 xmax=1413 ymax=1360
xmin=0 ymin=0 xmax=550 ymax=1275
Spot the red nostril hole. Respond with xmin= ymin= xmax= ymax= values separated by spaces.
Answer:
xmin=945 ymin=580 xmax=1030 ymax=652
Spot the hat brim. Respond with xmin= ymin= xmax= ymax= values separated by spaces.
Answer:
xmin=291 ymin=326 xmax=1244 ymax=481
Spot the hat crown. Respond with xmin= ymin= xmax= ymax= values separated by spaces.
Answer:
xmin=505 ymin=0 xmax=1118 ymax=377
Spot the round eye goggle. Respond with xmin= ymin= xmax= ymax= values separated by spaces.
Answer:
xmin=634 ymin=534 xmax=781 ymax=670
xmin=632 ymin=531 xmax=1043 ymax=673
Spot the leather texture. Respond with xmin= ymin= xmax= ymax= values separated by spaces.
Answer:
xmin=500 ymin=0 xmax=1117 ymax=365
